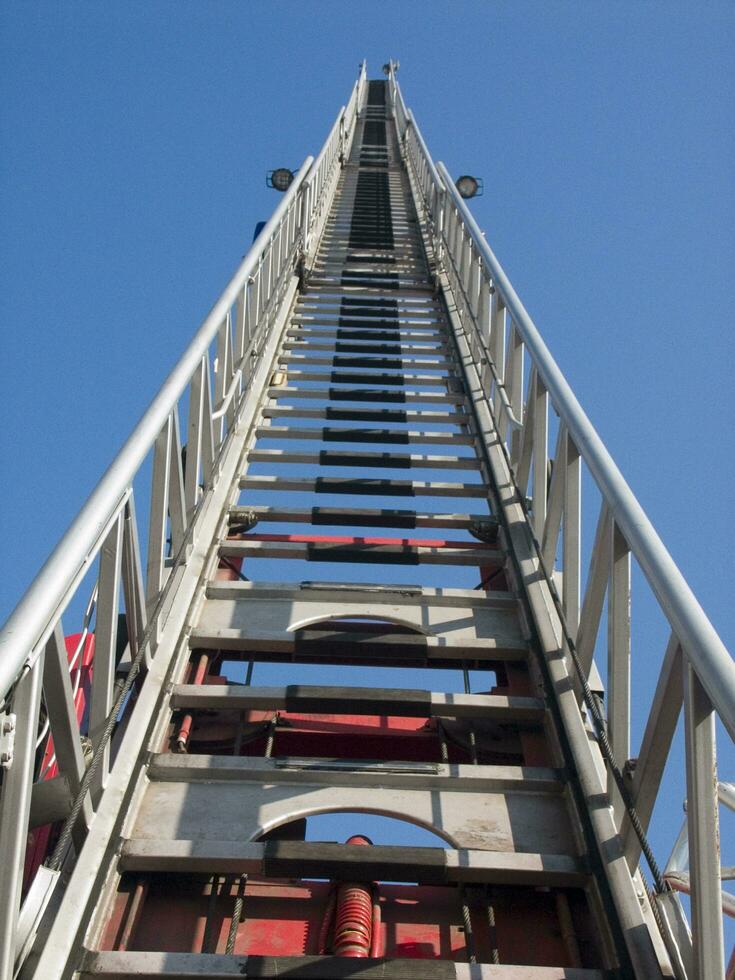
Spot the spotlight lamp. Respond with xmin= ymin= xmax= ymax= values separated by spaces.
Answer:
xmin=267 ymin=168 xmax=295 ymax=192
xmin=455 ymin=175 xmax=484 ymax=200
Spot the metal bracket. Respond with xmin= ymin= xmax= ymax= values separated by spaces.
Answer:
xmin=469 ymin=519 xmax=500 ymax=543
xmin=228 ymin=510 xmax=259 ymax=535
xmin=0 ymin=712 xmax=16 ymax=769
xmin=623 ymin=757 xmax=637 ymax=784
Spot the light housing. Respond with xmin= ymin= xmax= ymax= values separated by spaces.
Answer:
xmin=267 ymin=168 xmax=295 ymax=192
xmin=455 ymin=175 xmax=483 ymax=199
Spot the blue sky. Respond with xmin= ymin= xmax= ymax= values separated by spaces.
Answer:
xmin=1 ymin=0 xmax=733 ymax=954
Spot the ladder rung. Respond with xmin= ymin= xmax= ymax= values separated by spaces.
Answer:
xmin=267 ymin=386 xmax=465 ymax=404
xmin=152 ymin=754 xmax=546 ymax=788
xmin=308 ymin=283 xmax=435 ymax=298
xmin=283 ymin=370 xmax=450 ymax=387
xmin=239 ymin=476 xmax=488 ymax=497
xmin=77 ymin=952 xmax=607 ymax=979
xmin=292 ymin=320 xmax=443 ymax=336
xmin=261 ymin=406 xmax=468 ymax=424
xmin=220 ymin=535 xmax=501 ymax=566
xmin=297 ymin=299 xmax=439 ymax=313
xmin=294 ymin=314 xmax=440 ymax=327
xmin=297 ymin=301 xmax=437 ymax=313
xmin=247 ymin=449 xmax=479 ymax=470
xmin=278 ymin=356 xmax=452 ymax=372
xmin=343 ymin=253 xmax=397 ymax=263
xmin=120 ymin=839 xmax=582 ymax=886
xmin=187 ymin=626 xmax=527 ymax=661
xmin=284 ymin=340 xmax=447 ymax=355
xmin=280 ymin=355 xmax=449 ymax=369
xmin=229 ymin=505 xmax=493 ymax=531
xmin=205 ymin=580 xmax=515 ymax=607
xmin=287 ymin=328 xmax=442 ymax=342
xmin=253 ymin=427 xmax=473 ymax=445
xmin=169 ymin=684 xmax=542 ymax=720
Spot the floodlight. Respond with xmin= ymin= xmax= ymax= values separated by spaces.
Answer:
xmin=267 ymin=168 xmax=295 ymax=192
xmin=455 ymin=175 xmax=483 ymax=199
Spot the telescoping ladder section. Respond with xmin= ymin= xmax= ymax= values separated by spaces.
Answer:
xmin=67 ymin=79 xmax=663 ymax=980
xmin=3 ymin=67 xmax=731 ymax=980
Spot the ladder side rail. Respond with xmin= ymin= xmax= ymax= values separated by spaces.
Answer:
xmin=397 ymin=84 xmax=733 ymax=727
xmin=433 ymin=162 xmax=729 ymax=976
xmin=433 ymin=155 xmax=734 ymax=737
xmin=23 ymin=271 xmax=302 ymax=980
xmin=0 ymin=63 xmax=368 ymax=701
xmin=0 ymin=164 xmax=302 ymax=977
xmin=303 ymin=63 xmax=365 ymax=264
xmin=0 ymin=151 xmax=309 ymax=704
xmin=388 ymin=60 xmax=409 ymax=137
xmin=394 ymin=75 xmax=732 ymax=977
xmin=0 ymin=74 xmax=363 ymax=977
xmin=355 ymin=58 xmax=367 ymax=113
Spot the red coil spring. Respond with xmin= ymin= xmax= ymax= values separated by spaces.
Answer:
xmin=331 ymin=834 xmax=374 ymax=958
xmin=332 ymin=882 xmax=373 ymax=957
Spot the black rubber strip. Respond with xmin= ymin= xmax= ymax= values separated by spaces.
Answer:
xmin=328 ymin=388 xmax=407 ymax=403
xmin=324 ymin=407 xmax=408 ymax=422
xmin=336 ymin=319 xmax=401 ymax=330
xmin=314 ymin=477 xmax=416 ymax=496
xmin=344 ymin=254 xmax=396 ymax=264
xmin=331 ymin=357 xmax=404 ymax=369
xmin=310 ymin=507 xmax=418 ymax=528
xmin=334 ymin=330 xmax=403 ymax=342
xmin=318 ymin=450 xmax=412 ymax=468
xmin=341 ymin=297 xmax=398 ymax=309
xmin=334 ymin=343 xmax=404 ymax=354
xmin=305 ymin=543 xmax=420 ymax=564
xmin=322 ymin=427 xmax=410 ymax=444
xmin=329 ymin=371 xmax=407 ymax=386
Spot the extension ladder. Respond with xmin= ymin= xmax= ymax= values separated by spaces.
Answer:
xmin=2 ymin=65 xmax=731 ymax=980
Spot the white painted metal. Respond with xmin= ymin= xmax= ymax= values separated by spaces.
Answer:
xmin=1 ymin=61 xmax=731 ymax=979
xmin=0 ymin=63 xmax=368 ymax=980
xmin=432 ymin=176 xmax=734 ymax=733
xmin=390 ymin=61 xmax=733 ymax=975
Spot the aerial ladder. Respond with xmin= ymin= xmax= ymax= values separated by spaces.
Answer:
xmin=0 ymin=62 xmax=733 ymax=980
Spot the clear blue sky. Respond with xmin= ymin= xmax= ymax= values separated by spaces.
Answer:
xmin=1 ymin=0 xmax=733 ymax=952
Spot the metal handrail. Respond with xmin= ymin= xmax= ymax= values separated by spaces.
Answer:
xmin=396 ymin=88 xmax=734 ymax=740
xmin=0 ymin=65 xmax=366 ymax=706
xmin=0 ymin=159 xmax=310 ymax=704
xmin=391 ymin=64 xmax=732 ymax=974
xmin=434 ymin=160 xmax=735 ymax=737
xmin=0 ymin=66 xmax=366 ymax=979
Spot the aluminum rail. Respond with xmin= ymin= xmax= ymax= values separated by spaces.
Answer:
xmin=389 ymin=63 xmax=731 ymax=978
xmin=434 ymin=159 xmax=735 ymax=739
xmin=0 ymin=64 xmax=367 ymax=979
xmin=0 ymin=63 xmax=367 ymax=706
xmin=0 ymin=157 xmax=313 ymax=704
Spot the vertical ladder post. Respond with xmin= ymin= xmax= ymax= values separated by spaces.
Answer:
xmin=683 ymin=661 xmax=725 ymax=979
xmin=0 ymin=654 xmax=45 ymax=980
xmin=607 ymin=520 xmax=631 ymax=825
xmin=88 ymin=512 xmax=124 ymax=803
